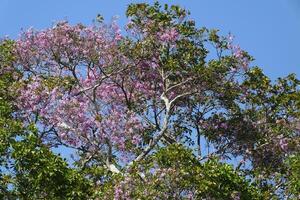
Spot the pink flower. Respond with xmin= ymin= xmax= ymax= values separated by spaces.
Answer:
xmin=279 ymin=138 xmax=288 ymax=152
xmin=158 ymin=28 xmax=179 ymax=43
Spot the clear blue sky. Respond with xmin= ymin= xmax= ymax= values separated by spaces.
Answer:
xmin=1 ymin=0 xmax=299 ymax=79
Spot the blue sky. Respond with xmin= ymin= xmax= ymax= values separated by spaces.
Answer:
xmin=1 ymin=0 xmax=299 ymax=79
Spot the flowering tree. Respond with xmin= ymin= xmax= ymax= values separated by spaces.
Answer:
xmin=1 ymin=2 xmax=299 ymax=199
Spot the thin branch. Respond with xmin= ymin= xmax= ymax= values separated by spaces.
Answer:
xmin=166 ymin=78 xmax=193 ymax=93
xmin=126 ymin=92 xmax=171 ymax=168
xmin=169 ymin=91 xmax=193 ymax=105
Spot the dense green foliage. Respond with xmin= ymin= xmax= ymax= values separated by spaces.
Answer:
xmin=99 ymin=145 xmax=262 ymax=199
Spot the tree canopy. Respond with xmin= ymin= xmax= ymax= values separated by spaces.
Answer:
xmin=0 ymin=2 xmax=299 ymax=199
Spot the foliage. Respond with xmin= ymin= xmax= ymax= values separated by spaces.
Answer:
xmin=11 ymin=130 xmax=93 ymax=199
xmin=100 ymin=144 xmax=262 ymax=199
xmin=0 ymin=2 xmax=299 ymax=199
xmin=0 ymin=40 xmax=93 ymax=199
xmin=285 ymin=153 xmax=300 ymax=199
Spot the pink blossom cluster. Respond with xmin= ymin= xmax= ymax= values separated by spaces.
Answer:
xmin=158 ymin=27 xmax=179 ymax=43
xmin=113 ymin=177 xmax=132 ymax=200
xmin=17 ymin=76 xmax=143 ymax=151
xmin=15 ymin=21 xmax=120 ymax=74
xmin=276 ymin=135 xmax=289 ymax=152
xmin=15 ymin=22 xmax=146 ymax=155
xmin=227 ymin=34 xmax=250 ymax=71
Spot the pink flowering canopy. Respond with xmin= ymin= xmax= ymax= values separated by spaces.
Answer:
xmin=10 ymin=2 xmax=300 ymax=199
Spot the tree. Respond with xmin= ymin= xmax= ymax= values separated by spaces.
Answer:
xmin=0 ymin=39 xmax=20 ymax=199
xmin=1 ymin=2 xmax=299 ymax=199
xmin=0 ymin=40 xmax=93 ymax=199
